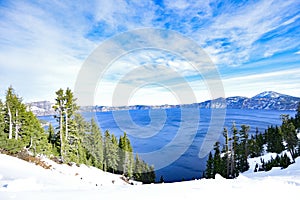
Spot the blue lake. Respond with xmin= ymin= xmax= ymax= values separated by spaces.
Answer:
xmin=39 ymin=108 xmax=296 ymax=182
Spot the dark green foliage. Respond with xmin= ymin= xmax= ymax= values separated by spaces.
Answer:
xmin=290 ymin=103 xmax=300 ymax=129
xmin=0 ymin=87 xmax=49 ymax=155
xmin=265 ymin=126 xmax=285 ymax=154
xmin=205 ymin=106 xmax=300 ymax=179
xmin=118 ymin=132 xmax=134 ymax=177
xmin=205 ymin=152 xmax=214 ymax=178
xmin=48 ymin=123 xmax=60 ymax=156
xmin=237 ymin=125 xmax=250 ymax=172
xmin=259 ymin=153 xmax=291 ymax=171
xmin=281 ymin=115 xmax=298 ymax=161
xmin=103 ymin=130 xmax=119 ymax=173
xmin=132 ymin=154 xmax=155 ymax=184
xmin=0 ymin=87 xmax=156 ymax=184
xmin=82 ymin=118 xmax=104 ymax=169
xmin=160 ymin=175 xmax=164 ymax=183
xmin=212 ymin=142 xmax=222 ymax=176
xmin=248 ymin=128 xmax=264 ymax=158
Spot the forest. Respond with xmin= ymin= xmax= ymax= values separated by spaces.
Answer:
xmin=0 ymin=86 xmax=155 ymax=184
xmin=205 ymin=103 xmax=300 ymax=178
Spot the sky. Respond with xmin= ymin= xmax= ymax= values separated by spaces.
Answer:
xmin=0 ymin=0 xmax=299 ymax=106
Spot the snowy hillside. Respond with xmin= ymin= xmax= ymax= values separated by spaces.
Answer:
xmin=1 ymin=153 xmax=300 ymax=199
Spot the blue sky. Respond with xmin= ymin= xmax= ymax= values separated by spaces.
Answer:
xmin=0 ymin=0 xmax=299 ymax=105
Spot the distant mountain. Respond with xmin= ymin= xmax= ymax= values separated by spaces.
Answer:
xmin=198 ymin=91 xmax=300 ymax=110
xmin=28 ymin=91 xmax=300 ymax=116
xmin=26 ymin=101 xmax=55 ymax=116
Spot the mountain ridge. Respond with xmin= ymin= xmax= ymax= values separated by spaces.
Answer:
xmin=27 ymin=91 xmax=300 ymax=115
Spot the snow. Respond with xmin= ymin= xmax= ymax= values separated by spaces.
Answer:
xmin=1 ymin=153 xmax=300 ymax=199
xmin=254 ymin=91 xmax=281 ymax=98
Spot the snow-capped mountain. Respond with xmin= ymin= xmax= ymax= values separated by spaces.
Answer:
xmin=199 ymin=91 xmax=300 ymax=110
xmin=27 ymin=91 xmax=300 ymax=116
xmin=26 ymin=101 xmax=55 ymax=116
xmin=253 ymin=91 xmax=282 ymax=98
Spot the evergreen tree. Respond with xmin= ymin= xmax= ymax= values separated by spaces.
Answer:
xmin=293 ymin=103 xmax=300 ymax=129
xmin=22 ymin=111 xmax=50 ymax=155
xmin=133 ymin=153 xmax=156 ymax=183
xmin=212 ymin=142 xmax=222 ymax=177
xmin=53 ymin=88 xmax=84 ymax=163
xmin=160 ymin=175 xmax=164 ymax=183
xmin=205 ymin=152 xmax=214 ymax=178
xmin=0 ymin=99 xmax=7 ymax=148
xmin=104 ymin=130 xmax=119 ymax=173
xmin=0 ymin=87 xmax=49 ymax=154
xmin=4 ymin=86 xmax=26 ymax=141
xmin=230 ymin=122 xmax=239 ymax=178
xmin=265 ymin=126 xmax=285 ymax=153
xmin=133 ymin=153 xmax=142 ymax=181
xmin=83 ymin=118 xmax=104 ymax=169
xmin=281 ymin=115 xmax=298 ymax=161
xmin=48 ymin=123 xmax=60 ymax=156
xmin=238 ymin=125 xmax=250 ymax=172
xmin=64 ymin=88 xmax=79 ymax=139
xmin=53 ymin=88 xmax=65 ymax=160
xmin=222 ymin=128 xmax=230 ymax=178
xmin=66 ymin=113 xmax=88 ymax=164
xmin=280 ymin=153 xmax=291 ymax=168
xmin=118 ymin=132 xmax=134 ymax=177
xmin=0 ymin=100 xmax=5 ymax=134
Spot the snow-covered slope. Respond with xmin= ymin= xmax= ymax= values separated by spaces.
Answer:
xmin=1 ymin=153 xmax=300 ymax=200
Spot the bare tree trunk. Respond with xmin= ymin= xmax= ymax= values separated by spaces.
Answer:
xmin=65 ymin=110 xmax=68 ymax=139
xmin=7 ymin=103 xmax=12 ymax=139
xmin=226 ymin=134 xmax=230 ymax=178
xmin=15 ymin=109 xmax=19 ymax=140
xmin=27 ymin=136 xmax=33 ymax=150
xmin=59 ymin=107 xmax=64 ymax=161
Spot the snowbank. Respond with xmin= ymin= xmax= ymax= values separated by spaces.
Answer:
xmin=1 ymin=153 xmax=300 ymax=199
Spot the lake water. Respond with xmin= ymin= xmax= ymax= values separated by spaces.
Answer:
xmin=39 ymin=108 xmax=296 ymax=182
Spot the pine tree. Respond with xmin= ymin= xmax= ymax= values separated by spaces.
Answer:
xmin=238 ymin=125 xmax=250 ymax=172
xmin=104 ymin=130 xmax=119 ymax=173
xmin=230 ymin=122 xmax=239 ymax=178
xmin=281 ymin=114 xmax=298 ymax=162
xmin=22 ymin=111 xmax=50 ymax=155
xmin=53 ymin=88 xmax=84 ymax=163
xmin=265 ymin=126 xmax=284 ymax=153
xmin=0 ymin=100 xmax=7 ymax=147
xmin=293 ymin=102 xmax=300 ymax=129
xmin=205 ymin=152 xmax=214 ymax=178
xmin=4 ymin=86 xmax=26 ymax=141
xmin=118 ymin=132 xmax=134 ymax=177
xmin=83 ymin=118 xmax=104 ymax=169
xmin=64 ymin=88 xmax=79 ymax=139
xmin=222 ymin=128 xmax=230 ymax=178
xmin=53 ymin=88 xmax=65 ymax=160
xmin=66 ymin=113 xmax=88 ymax=164
xmin=212 ymin=142 xmax=222 ymax=177
xmin=249 ymin=128 xmax=264 ymax=158
xmin=160 ymin=175 xmax=164 ymax=183
xmin=0 ymin=87 xmax=50 ymax=155
xmin=48 ymin=123 xmax=60 ymax=155
xmin=132 ymin=153 xmax=156 ymax=183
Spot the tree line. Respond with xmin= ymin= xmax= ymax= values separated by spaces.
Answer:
xmin=205 ymin=104 xmax=300 ymax=179
xmin=0 ymin=86 xmax=155 ymax=184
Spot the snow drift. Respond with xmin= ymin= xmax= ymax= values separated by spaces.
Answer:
xmin=1 ymin=153 xmax=300 ymax=199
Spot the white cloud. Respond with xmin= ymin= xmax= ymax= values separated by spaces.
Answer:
xmin=222 ymin=68 xmax=300 ymax=98
xmin=0 ymin=0 xmax=299 ymax=105
xmin=0 ymin=1 xmax=96 ymax=101
xmin=192 ymin=0 xmax=299 ymax=66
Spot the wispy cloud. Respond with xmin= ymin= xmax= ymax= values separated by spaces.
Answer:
xmin=0 ymin=0 xmax=299 ymax=105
